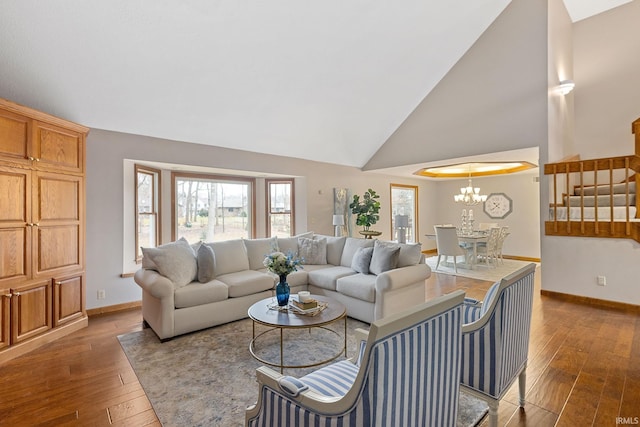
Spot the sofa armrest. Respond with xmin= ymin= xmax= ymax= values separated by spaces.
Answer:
xmin=134 ymin=268 xmax=174 ymax=299
xmin=375 ymin=263 xmax=431 ymax=293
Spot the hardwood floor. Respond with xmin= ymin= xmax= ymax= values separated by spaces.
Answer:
xmin=1 ymin=266 xmax=638 ymax=426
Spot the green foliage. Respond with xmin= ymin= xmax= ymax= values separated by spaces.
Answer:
xmin=349 ymin=188 xmax=381 ymax=230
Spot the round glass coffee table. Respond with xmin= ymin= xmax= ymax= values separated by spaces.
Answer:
xmin=248 ymin=295 xmax=347 ymax=373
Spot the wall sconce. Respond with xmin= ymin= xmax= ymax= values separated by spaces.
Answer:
xmin=558 ymin=79 xmax=575 ymax=95
xmin=332 ymin=214 xmax=345 ymax=237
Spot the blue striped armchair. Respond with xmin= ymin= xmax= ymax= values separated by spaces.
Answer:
xmin=460 ymin=263 xmax=536 ymax=427
xmin=246 ymin=290 xmax=465 ymax=427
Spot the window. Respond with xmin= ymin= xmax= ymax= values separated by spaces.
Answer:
xmin=390 ymin=184 xmax=418 ymax=243
xmin=266 ymin=179 xmax=294 ymax=237
xmin=172 ymin=173 xmax=254 ymax=243
xmin=135 ymin=165 xmax=161 ymax=261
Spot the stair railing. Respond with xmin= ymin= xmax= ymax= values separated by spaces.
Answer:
xmin=545 ymin=156 xmax=640 ymax=236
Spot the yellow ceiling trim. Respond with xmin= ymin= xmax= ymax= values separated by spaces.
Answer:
xmin=415 ymin=161 xmax=537 ymax=178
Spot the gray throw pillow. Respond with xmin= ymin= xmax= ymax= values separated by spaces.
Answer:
xmin=351 ymin=246 xmax=374 ymax=274
xmin=197 ymin=243 xmax=216 ymax=283
xmin=141 ymin=237 xmax=197 ymax=287
xmin=298 ymin=237 xmax=327 ymax=265
xmin=369 ymin=244 xmax=400 ymax=275
xmin=375 ymin=241 xmax=423 ymax=267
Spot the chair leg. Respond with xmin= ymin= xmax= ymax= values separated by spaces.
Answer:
xmin=436 ymin=255 xmax=441 ymax=270
xmin=453 ymin=256 xmax=458 ymax=273
xmin=519 ymin=369 xmax=527 ymax=407
xmin=488 ymin=400 xmax=499 ymax=427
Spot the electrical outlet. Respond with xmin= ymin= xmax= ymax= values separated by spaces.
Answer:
xmin=597 ymin=276 xmax=606 ymax=286
xmin=97 ymin=289 xmax=106 ymax=299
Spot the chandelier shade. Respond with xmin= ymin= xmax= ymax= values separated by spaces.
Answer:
xmin=454 ymin=177 xmax=487 ymax=206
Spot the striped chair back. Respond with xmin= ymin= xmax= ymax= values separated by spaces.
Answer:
xmin=460 ymin=263 xmax=536 ymax=399
xmin=247 ymin=290 xmax=465 ymax=427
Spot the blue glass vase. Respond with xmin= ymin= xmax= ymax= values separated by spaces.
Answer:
xmin=276 ymin=274 xmax=290 ymax=306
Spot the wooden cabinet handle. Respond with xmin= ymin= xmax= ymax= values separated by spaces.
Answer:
xmin=55 ymin=281 xmax=62 ymax=286
xmin=2 ymin=293 xmax=11 ymax=299
xmin=13 ymin=292 xmax=20 ymax=297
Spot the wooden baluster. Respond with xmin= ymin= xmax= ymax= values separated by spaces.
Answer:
xmin=553 ymin=164 xmax=558 ymax=232
xmin=594 ymin=159 xmax=599 ymax=234
xmin=625 ymin=157 xmax=630 ymax=235
xmin=579 ymin=162 xmax=585 ymax=234
xmin=609 ymin=159 xmax=614 ymax=233
xmin=566 ymin=165 xmax=571 ymax=234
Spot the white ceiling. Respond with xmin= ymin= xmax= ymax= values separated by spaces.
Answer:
xmin=0 ymin=1 xmax=632 ymax=172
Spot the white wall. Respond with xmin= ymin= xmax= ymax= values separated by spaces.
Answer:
xmin=541 ymin=1 xmax=640 ymax=305
xmin=430 ymin=172 xmax=541 ymax=259
xmin=86 ymin=129 xmax=429 ymax=309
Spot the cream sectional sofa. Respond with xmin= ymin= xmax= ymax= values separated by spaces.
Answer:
xmin=134 ymin=233 xmax=431 ymax=341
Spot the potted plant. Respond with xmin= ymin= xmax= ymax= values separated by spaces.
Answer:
xmin=349 ymin=188 xmax=381 ymax=237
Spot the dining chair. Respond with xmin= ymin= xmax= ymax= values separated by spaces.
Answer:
xmin=434 ymin=225 xmax=469 ymax=273
xmin=460 ymin=263 xmax=536 ymax=427
xmin=495 ymin=226 xmax=510 ymax=264
xmin=475 ymin=226 xmax=501 ymax=267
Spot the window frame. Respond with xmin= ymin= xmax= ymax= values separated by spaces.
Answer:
xmin=134 ymin=164 xmax=161 ymax=262
xmin=390 ymin=184 xmax=419 ymax=244
xmin=265 ymin=178 xmax=295 ymax=237
xmin=171 ymin=172 xmax=256 ymax=242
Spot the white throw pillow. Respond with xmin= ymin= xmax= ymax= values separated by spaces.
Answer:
xmin=276 ymin=232 xmax=313 ymax=257
xmin=298 ymin=237 xmax=327 ymax=265
xmin=141 ymin=237 xmax=197 ymax=287
xmin=243 ymin=237 xmax=278 ymax=270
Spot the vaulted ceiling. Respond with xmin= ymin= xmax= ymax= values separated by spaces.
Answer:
xmin=0 ymin=1 xmax=632 ymax=169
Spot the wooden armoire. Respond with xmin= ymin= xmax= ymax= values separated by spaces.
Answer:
xmin=0 ymin=98 xmax=88 ymax=364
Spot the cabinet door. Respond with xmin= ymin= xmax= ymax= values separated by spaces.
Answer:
xmin=32 ymin=172 xmax=84 ymax=278
xmin=10 ymin=280 xmax=52 ymax=344
xmin=53 ymin=274 xmax=85 ymax=327
xmin=0 ymin=166 xmax=31 ymax=287
xmin=0 ymin=290 xmax=10 ymax=349
xmin=32 ymin=121 xmax=84 ymax=174
xmin=0 ymin=108 xmax=31 ymax=167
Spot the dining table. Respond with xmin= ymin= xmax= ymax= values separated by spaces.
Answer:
xmin=425 ymin=229 xmax=489 ymax=269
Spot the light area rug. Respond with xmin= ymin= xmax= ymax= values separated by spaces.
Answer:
xmin=119 ymin=317 xmax=489 ymax=427
xmin=426 ymin=256 xmax=537 ymax=282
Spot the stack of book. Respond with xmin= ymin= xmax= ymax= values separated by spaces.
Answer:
xmin=289 ymin=297 xmax=327 ymax=316
xmin=291 ymin=298 xmax=318 ymax=311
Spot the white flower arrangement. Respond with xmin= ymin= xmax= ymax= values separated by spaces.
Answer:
xmin=263 ymin=251 xmax=303 ymax=277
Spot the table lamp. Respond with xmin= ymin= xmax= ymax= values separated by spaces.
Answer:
xmin=332 ymin=214 xmax=345 ymax=237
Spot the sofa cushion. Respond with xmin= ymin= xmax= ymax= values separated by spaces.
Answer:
xmin=209 ymin=239 xmax=249 ymax=275
xmin=340 ymin=238 xmax=375 ymax=267
xmin=197 ymin=243 xmax=216 ymax=283
xmin=308 ymin=266 xmax=356 ymax=291
xmin=174 ymin=280 xmax=228 ymax=308
xmin=298 ymin=237 xmax=327 ymax=265
xmin=313 ymin=235 xmax=346 ymax=266
xmin=375 ymin=240 xmax=423 ymax=267
xmin=141 ymin=237 xmax=197 ymax=288
xmin=350 ymin=247 xmax=374 ymax=274
xmin=336 ymin=274 xmax=376 ymax=302
xmin=369 ymin=242 xmax=400 ymax=275
xmin=276 ymin=232 xmax=313 ymax=257
xmin=216 ymin=270 xmax=275 ymax=297
xmin=243 ymin=237 xmax=278 ymax=270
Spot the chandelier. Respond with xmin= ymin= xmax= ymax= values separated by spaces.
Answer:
xmin=454 ymin=176 xmax=487 ymax=206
